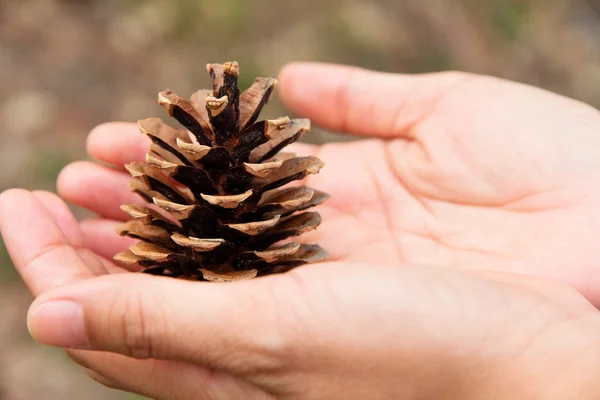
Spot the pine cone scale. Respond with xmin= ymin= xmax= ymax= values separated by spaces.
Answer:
xmin=238 ymin=77 xmax=278 ymax=130
xmin=158 ymin=91 xmax=214 ymax=146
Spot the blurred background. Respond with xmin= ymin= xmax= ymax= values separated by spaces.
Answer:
xmin=2 ymin=0 xmax=600 ymax=398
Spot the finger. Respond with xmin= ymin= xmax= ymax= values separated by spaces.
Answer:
xmin=87 ymin=122 xmax=149 ymax=168
xmin=32 ymin=191 xmax=85 ymax=247
xmin=28 ymin=193 xmax=129 ymax=274
xmin=57 ymin=161 xmax=142 ymax=221
xmin=32 ymin=191 xmax=108 ymax=276
xmin=70 ymin=350 xmax=270 ymax=400
xmin=0 ymin=189 xmax=97 ymax=296
xmin=278 ymin=62 xmax=471 ymax=139
xmin=80 ymin=218 xmax=140 ymax=271
xmin=27 ymin=272 xmax=301 ymax=378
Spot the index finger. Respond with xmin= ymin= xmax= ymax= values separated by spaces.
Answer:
xmin=277 ymin=62 xmax=471 ymax=139
xmin=87 ymin=122 xmax=149 ymax=168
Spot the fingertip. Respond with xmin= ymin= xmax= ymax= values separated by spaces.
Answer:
xmin=277 ymin=63 xmax=363 ymax=134
xmin=27 ymin=299 xmax=88 ymax=348
xmin=0 ymin=190 xmax=41 ymax=236
xmin=277 ymin=62 xmax=314 ymax=88
xmin=0 ymin=188 xmax=31 ymax=209
xmin=87 ymin=122 xmax=125 ymax=155
xmin=0 ymin=189 xmax=32 ymax=228
xmin=277 ymin=62 xmax=353 ymax=105
xmin=278 ymin=62 xmax=307 ymax=81
xmin=87 ymin=122 xmax=147 ymax=166
xmin=56 ymin=161 xmax=90 ymax=200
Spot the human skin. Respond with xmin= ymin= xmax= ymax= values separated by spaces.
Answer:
xmin=2 ymin=63 xmax=600 ymax=399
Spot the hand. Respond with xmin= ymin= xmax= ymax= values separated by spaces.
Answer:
xmin=22 ymin=256 xmax=600 ymax=399
xmin=2 ymin=62 xmax=600 ymax=398
xmin=277 ymin=64 xmax=600 ymax=304
xmin=53 ymin=63 xmax=600 ymax=305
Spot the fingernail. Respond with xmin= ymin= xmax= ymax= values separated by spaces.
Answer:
xmin=27 ymin=301 xmax=89 ymax=348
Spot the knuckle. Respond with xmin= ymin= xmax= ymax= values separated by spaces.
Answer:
xmin=231 ymin=273 xmax=311 ymax=376
xmin=110 ymin=291 xmax=158 ymax=359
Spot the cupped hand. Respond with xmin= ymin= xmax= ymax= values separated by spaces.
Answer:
xmin=56 ymin=63 xmax=600 ymax=302
xmin=2 ymin=62 xmax=600 ymax=398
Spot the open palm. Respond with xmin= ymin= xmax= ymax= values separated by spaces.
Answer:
xmin=283 ymin=65 xmax=600 ymax=304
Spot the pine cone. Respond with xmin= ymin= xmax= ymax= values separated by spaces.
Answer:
xmin=114 ymin=62 xmax=328 ymax=282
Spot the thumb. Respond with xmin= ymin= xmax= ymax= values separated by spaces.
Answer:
xmin=277 ymin=62 xmax=471 ymax=139
xmin=27 ymin=273 xmax=302 ymax=375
